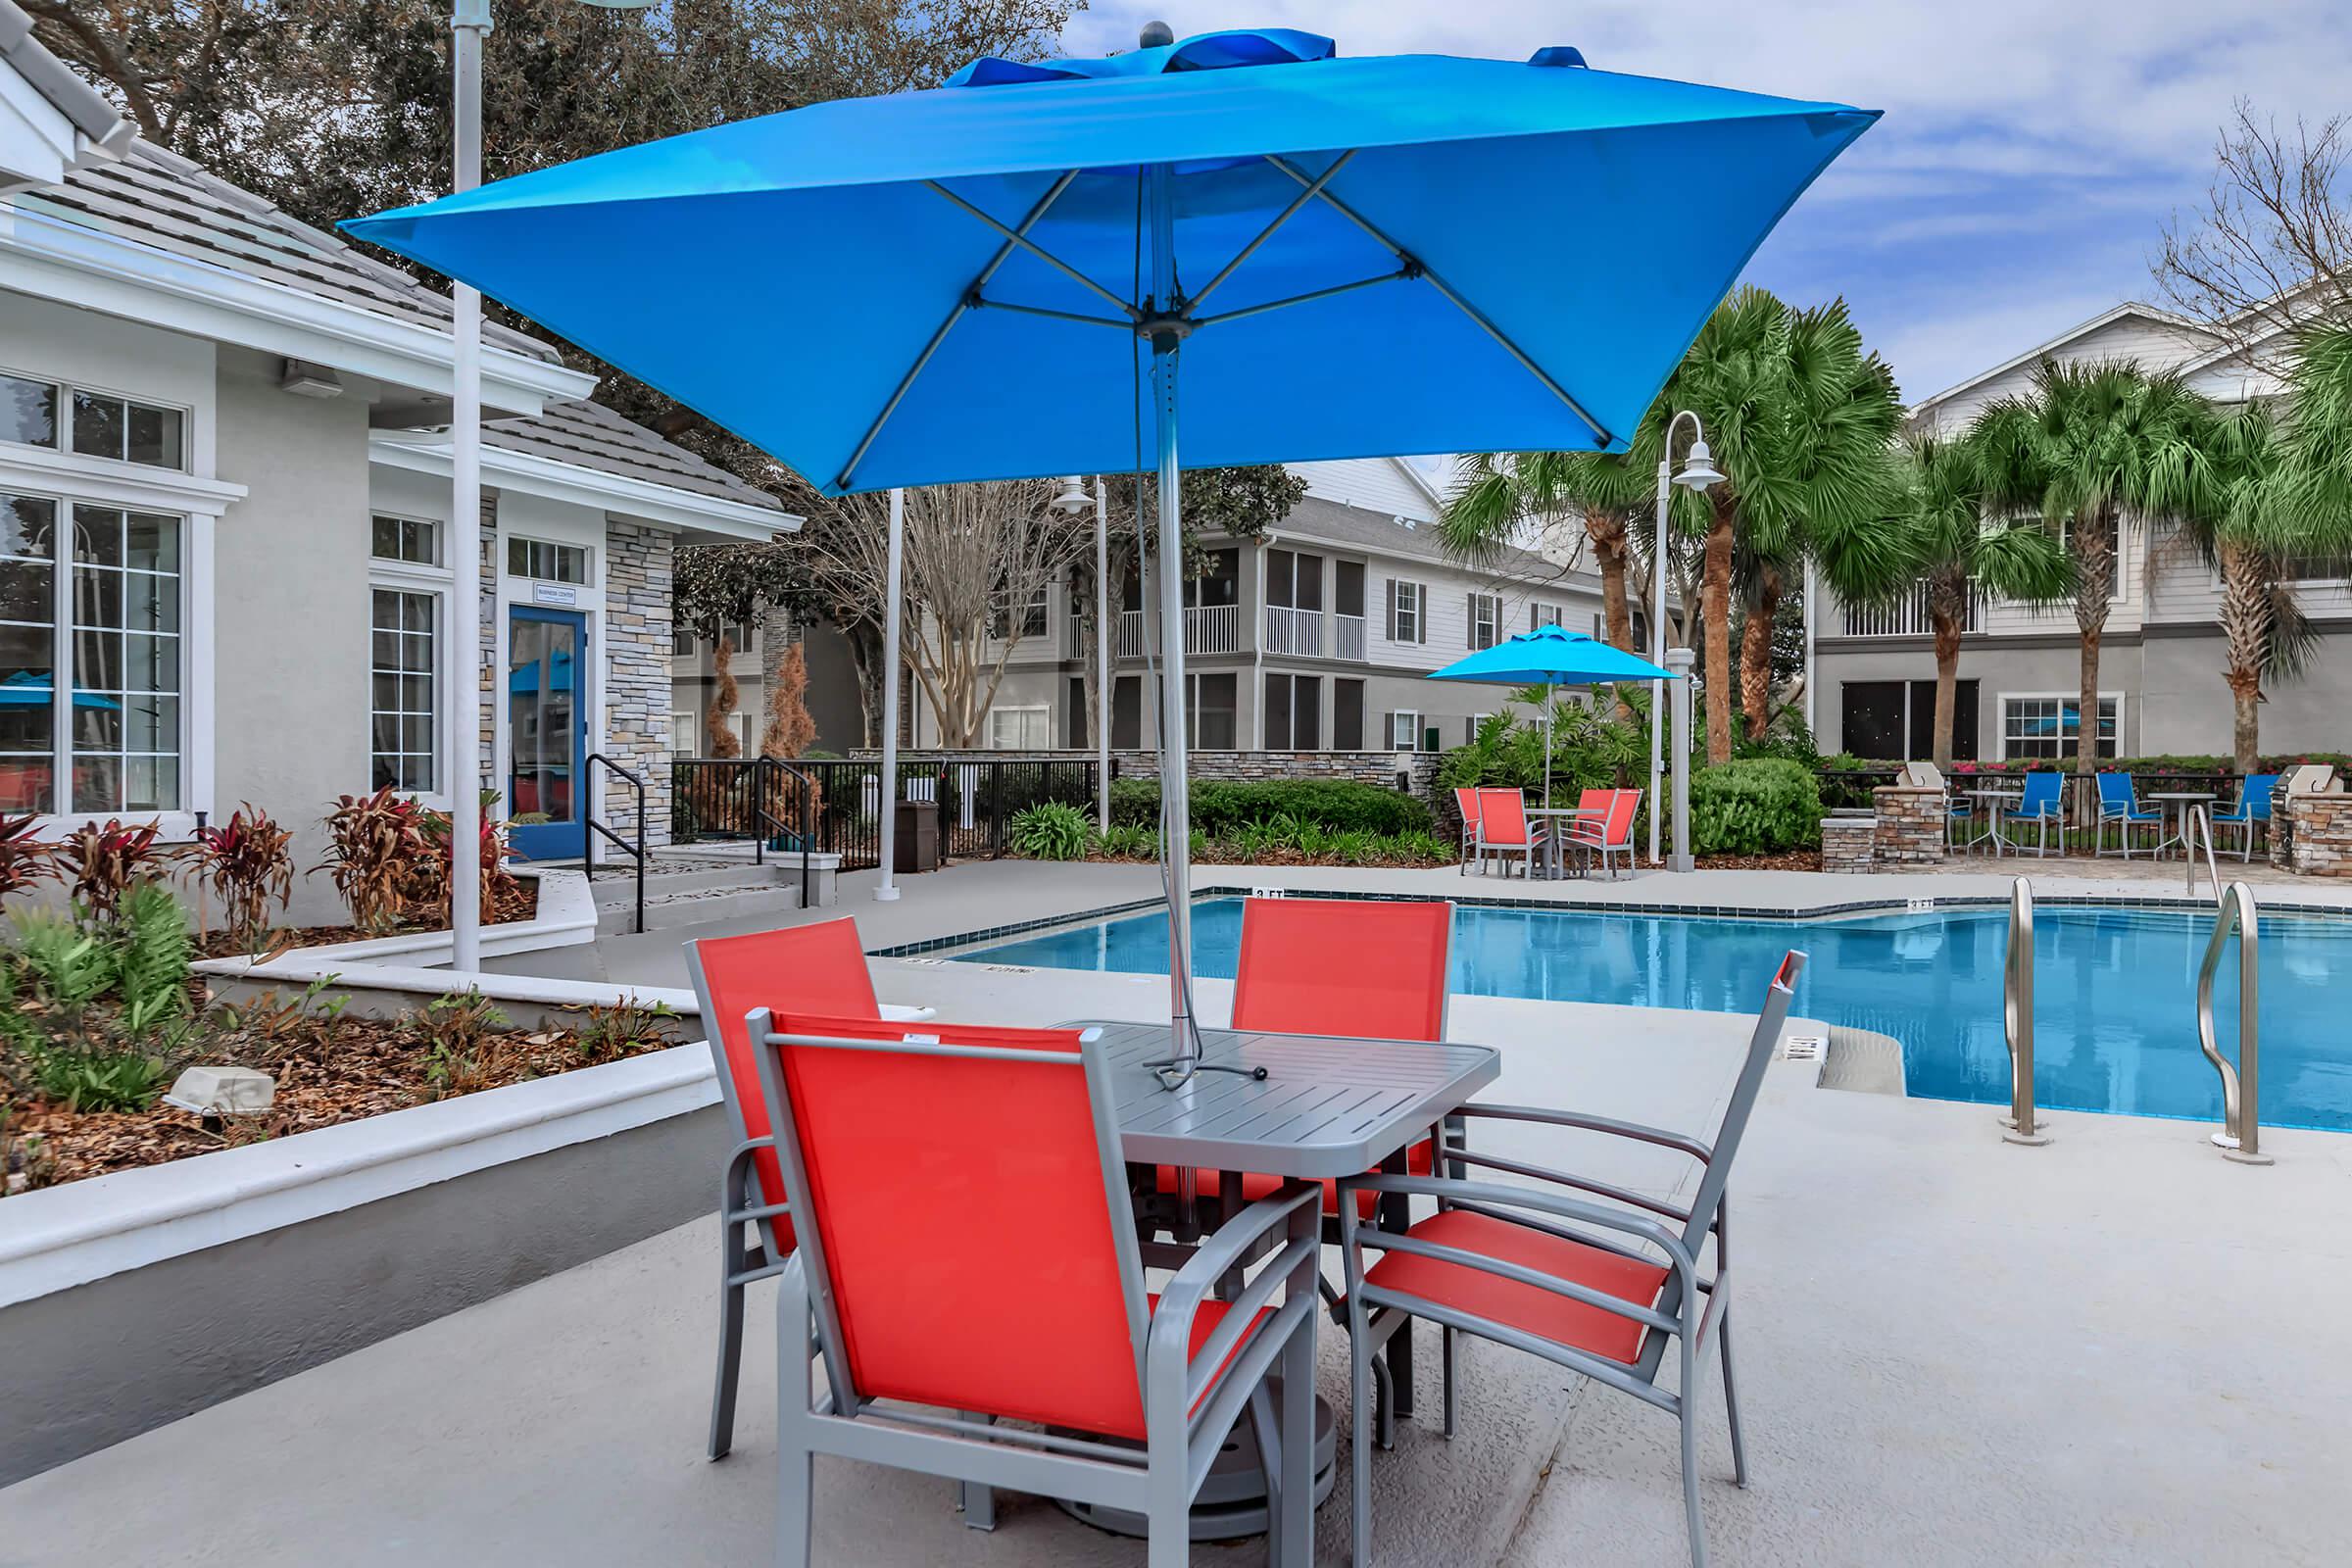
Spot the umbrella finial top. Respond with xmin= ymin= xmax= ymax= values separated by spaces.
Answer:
xmin=1139 ymin=20 xmax=1176 ymax=47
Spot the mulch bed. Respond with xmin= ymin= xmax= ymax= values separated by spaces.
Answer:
xmin=1693 ymin=849 xmax=1825 ymax=872
xmin=193 ymin=878 xmax=539 ymax=960
xmin=7 ymin=980 xmax=676 ymax=1193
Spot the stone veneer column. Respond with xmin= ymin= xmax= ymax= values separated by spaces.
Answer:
xmin=1869 ymin=784 xmax=1945 ymax=864
xmin=2280 ymin=793 xmax=2352 ymax=877
xmin=602 ymin=519 xmax=674 ymax=849
xmin=1821 ymin=814 xmax=1876 ymax=872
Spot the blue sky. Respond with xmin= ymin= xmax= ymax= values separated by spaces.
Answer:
xmin=1061 ymin=1 xmax=2352 ymax=410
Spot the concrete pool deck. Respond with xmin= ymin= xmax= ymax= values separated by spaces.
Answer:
xmin=10 ymin=858 xmax=2347 ymax=1564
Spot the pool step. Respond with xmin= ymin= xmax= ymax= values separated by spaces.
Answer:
xmin=1818 ymin=1026 xmax=1907 ymax=1096
xmin=589 ymin=866 xmax=807 ymax=934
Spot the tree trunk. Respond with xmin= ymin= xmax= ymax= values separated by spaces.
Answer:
xmin=1928 ymin=568 xmax=1966 ymax=772
xmin=2073 ymin=505 xmax=2115 ymax=788
xmin=1589 ymin=509 xmax=1636 ymax=651
xmin=1740 ymin=562 xmax=1782 ymax=742
xmin=1701 ymin=498 xmax=1737 ymax=765
xmin=2216 ymin=540 xmax=2269 ymax=776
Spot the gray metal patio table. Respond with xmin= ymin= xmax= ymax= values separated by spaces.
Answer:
xmin=1966 ymin=788 xmax=2022 ymax=856
xmin=1527 ymin=806 xmax=1602 ymax=879
xmin=2144 ymin=790 xmax=2216 ymax=858
xmin=1067 ymin=1018 xmax=1503 ymax=1439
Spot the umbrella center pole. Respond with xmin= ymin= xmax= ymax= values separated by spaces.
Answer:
xmin=1145 ymin=161 xmax=1200 ymax=1086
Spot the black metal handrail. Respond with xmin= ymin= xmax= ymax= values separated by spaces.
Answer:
xmin=583 ymin=751 xmax=647 ymax=935
xmin=751 ymin=756 xmax=816 ymax=909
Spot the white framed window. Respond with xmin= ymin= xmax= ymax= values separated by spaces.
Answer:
xmin=507 ymin=536 xmax=587 ymax=584
xmin=1390 ymin=710 xmax=1422 ymax=752
xmin=369 ymin=588 xmax=437 ymax=792
xmin=1 ymin=368 xmax=187 ymax=473
xmin=670 ymin=710 xmax=695 ymax=752
xmin=370 ymin=514 xmax=440 ymax=566
xmin=672 ymin=628 xmax=698 ymax=656
xmin=1387 ymin=579 xmax=1426 ymax=644
xmin=1527 ymin=601 xmax=1563 ymax=631
xmin=990 ymin=583 xmax=1049 ymax=640
xmin=0 ymin=492 xmax=187 ymax=814
xmin=2284 ymin=550 xmax=2352 ymax=584
xmin=1467 ymin=592 xmax=1500 ymax=650
xmin=1999 ymin=692 xmax=2120 ymax=761
xmin=987 ymin=704 xmax=1050 ymax=750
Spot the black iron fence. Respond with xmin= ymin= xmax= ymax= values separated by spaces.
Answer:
xmin=671 ymin=756 xmax=1100 ymax=870
xmin=1815 ymin=764 xmax=2256 ymax=846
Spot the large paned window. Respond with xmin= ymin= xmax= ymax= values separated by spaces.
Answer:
xmin=507 ymin=536 xmax=586 ymax=583
xmin=370 ymin=589 xmax=438 ymax=791
xmin=1467 ymin=592 xmax=1500 ymax=650
xmin=1186 ymin=672 xmax=1237 ymax=749
xmin=1386 ymin=579 xmax=1426 ymax=644
xmin=74 ymin=504 xmax=182 ymax=810
xmin=2001 ymin=695 xmax=2118 ymax=761
xmin=1 ymin=369 xmax=184 ymax=471
xmin=986 ymin=705 xmax=1049 ymax=749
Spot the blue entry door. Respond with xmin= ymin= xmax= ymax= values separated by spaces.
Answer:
xmin=506 ymin=606 xmax=588 ymax=859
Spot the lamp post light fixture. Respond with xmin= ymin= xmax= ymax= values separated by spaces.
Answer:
xmin=1649 ymin=409 xmax=1720 ymax=868
xmin=443 ymin=0 xmax=653 ymax=969
xmin=1052 ymin=476 xmax=1113 ymax=832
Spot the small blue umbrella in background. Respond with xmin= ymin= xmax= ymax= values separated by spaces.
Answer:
xmin=0 ymin=671 xmax=119 ymax=710
xmin=1427 ymin=624 xmax=1675 ymax=810
xmin=346 ymin=24 xmax=1876 ymax=1074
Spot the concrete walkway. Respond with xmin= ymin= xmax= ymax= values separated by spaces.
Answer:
xmin=6 ymin=929 xmax=2349 ymax=1565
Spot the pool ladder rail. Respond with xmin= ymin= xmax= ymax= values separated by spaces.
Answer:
xmin=2002 ymin=874 xmax=2272 ymax=1163
xmin=2183 ymin=802 xmax=2223 ymax=902
xmin=1999 ymin=878 xmax=2050 ymax=1146
xmin=2197 ymin=880 xmax=2271 ymax=1165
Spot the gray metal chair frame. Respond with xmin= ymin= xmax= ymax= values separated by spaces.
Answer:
xmin=750 ymin=1011 xmax=1323 ymax=1568
xmin=1472 ymin=789 xmax=1546 ymax=879
xmin=1335 ymin=953 xmax=1806 ymax=1568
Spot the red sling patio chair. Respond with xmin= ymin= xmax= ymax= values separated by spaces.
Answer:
xmin=1153 ymin=896 xmax=1451 ymax=1445
xmin=752 ymin=1009 xmax=1323 ymax=1568
xmin=684 ymin=918 xmax=934 ymax=1464
xmin=1472 ymin=787 xmax=1546 ymax=878
xmin=1337 ymin=951 xmax=1808 ymax=1568
xmin=1561 ymin=787 xmax=1642 ymax=879
xmin=1451 ymin=787 xmax=1485 ymax=875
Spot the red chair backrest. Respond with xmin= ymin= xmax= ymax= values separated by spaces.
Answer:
xmin=1604 ymin=789 xmax=1642 ymax=847
xmin=1576 ymin=787 xmax=1610 ymax=827
xmin=1231 ymin=897 xmax=1450 ymax=1043
xmin=760 ymin=1012 xmax=1150 ymax=1437
xmin=684 ymin=918 xmax=881 ymax=1243
xmin=1452 ymin=787 xmax=1484 ymax=836
xmin=1475 ymin=787 xmax=1533 ymax=847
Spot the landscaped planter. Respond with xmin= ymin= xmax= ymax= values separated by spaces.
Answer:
xmin=0 ymin=1040 xmax=726 ymax=1486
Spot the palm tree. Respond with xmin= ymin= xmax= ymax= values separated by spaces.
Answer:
xmin=1440 ymin=451 xmax=1648 ymax=651
xmin=1819 ymin=433 xmax=2074 ymax=770
xmin=1975 ymin=361 xmax=2210 ymax=780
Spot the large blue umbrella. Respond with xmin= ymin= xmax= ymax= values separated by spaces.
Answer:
xmin=1428 ymin=625 xmax=1676 ymax=809
xmin=347 ymin=25 xmax=1875 ymax=1072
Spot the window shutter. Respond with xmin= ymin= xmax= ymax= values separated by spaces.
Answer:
xmin=1467 ymin=592 xmax=1477 ymax=646
xmin=1386 ymin=579 xmax=1398 ymax=640
xmin=1417 ymin=584 xmax=1430 ymax=643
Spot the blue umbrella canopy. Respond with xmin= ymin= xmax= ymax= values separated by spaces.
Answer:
xmin=344 ymin=29 xmax=1876 ymax=495
xmin=1427 ymin=623 xmax=1677 ymax=687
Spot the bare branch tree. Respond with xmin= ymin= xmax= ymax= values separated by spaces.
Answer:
xmin=2155 ymin=100 xmax=2352 ymax=346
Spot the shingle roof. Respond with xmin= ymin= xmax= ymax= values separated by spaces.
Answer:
xmin=1275 ymin=492 xmax=1585 ymax=589
xmin=19 ymin=139 xmax=555 ymax=362
xmin=482 ymin=399 xmax=787 ymax=513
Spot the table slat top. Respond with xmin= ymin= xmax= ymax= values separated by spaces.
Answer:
xmin=1066 ymin=1019 xmax=1502 ymax=1179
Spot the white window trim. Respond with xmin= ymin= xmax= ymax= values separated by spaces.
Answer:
xmin=369 ymin=519 xmax=456 ymax=810
xmin=987 ymin=703 xmax=1051 ymax=750
xmin=1391 ymin=710 xmax=1422 ymax=752
xmin=1994 ymin=689 xmax=2125 ymax=762
xmin=1468 ymin=591 xmax=1500 ymax=650
xmin=508 ymin=534 xmax=591 ymax=586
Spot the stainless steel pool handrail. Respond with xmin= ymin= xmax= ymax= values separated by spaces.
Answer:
xmin=2195 ymin=881 xmax=2272 ymax=1164
xmin=2000 ymin=877 xmax=2050 ymax=1146
xmin=2184 ymin=802 xmax=2222 ymax=902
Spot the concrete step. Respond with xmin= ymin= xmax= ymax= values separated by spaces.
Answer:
xmin=584 ymin=864 xmax=793 ymax=906
xmin=593 ymin=881 xmax=805 ymax=935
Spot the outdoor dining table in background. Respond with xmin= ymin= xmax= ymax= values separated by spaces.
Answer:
xmin=1527 ymin=805 xmax=1605 ymax=878
xmin=1965 ymin=787 xmax=2023 ymax=855
xmin=2145 ymin=790 xmax=2218 ymax=858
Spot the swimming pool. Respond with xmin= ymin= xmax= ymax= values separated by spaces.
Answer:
xmin=948 ymin=897 xmax=2352 ymax=1132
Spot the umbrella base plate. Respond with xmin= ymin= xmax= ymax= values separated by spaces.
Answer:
xmin=1050 ymin=1383 xmax=1337 ymax=1541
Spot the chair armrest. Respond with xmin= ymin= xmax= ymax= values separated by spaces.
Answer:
xmin=1337 ymin=1171 xmax=1697 ymax=1277
xmin=1150 ymin=1184 xmax=1321 ymax=1408
xmin=1454 ymin=1102 xmax=1712 ymax=1163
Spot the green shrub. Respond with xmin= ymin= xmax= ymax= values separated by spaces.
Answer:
xmin=1689 ymin=759 xmax=1824 ymax=856
xmin=1107 ymin=778 xmax=1430 ymax=836
xmin=1006 ymin=801 xmax=1092 ymax=860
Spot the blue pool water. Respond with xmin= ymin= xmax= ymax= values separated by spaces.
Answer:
xmin=950 ymin=898 xmax=2352 ymax=1132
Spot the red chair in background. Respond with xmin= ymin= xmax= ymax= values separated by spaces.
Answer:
xmin=753 ymin=1009 xmax=1320 ymax=1567
xmin=1562 ymin=787 xmax=1642 ymax=879
xmin=683 ymin=918 xmax=883 ymax=1462
xmin=1472 ymin=787 xmax=1546 ymax=878
xmin=1451 ymin=786 xmax=1485 ymax=876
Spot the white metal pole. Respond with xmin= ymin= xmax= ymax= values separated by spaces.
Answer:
xmin=1094 ymin=477 xmax=1110 ymax=834
xmin=874 ymin=486 xmax=905 ymax=901
xmin=1802 ymin=554 xmax=1818 ymax=738
xmin=449 ymin=0 xmax=488 ymax=972
xmin=1668 ymin=646 xmax=1695 ymax=872
xmin=1647 ymin=453 xmax=1670 ymax=866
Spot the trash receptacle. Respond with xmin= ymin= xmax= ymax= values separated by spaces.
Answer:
xmin=895 ymin=799 xmax=939 ymax=873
